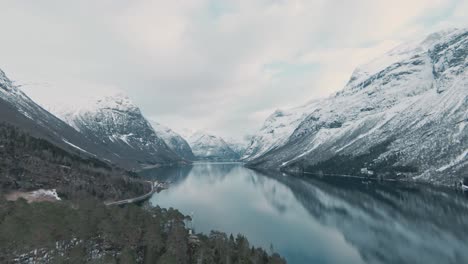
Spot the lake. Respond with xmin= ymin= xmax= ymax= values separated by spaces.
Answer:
xmin=140 ymin=162 xmax=468 ymax=264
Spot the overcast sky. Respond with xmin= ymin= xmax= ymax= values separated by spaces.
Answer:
xmin=1 ymin=0 xmax=467 ymax=140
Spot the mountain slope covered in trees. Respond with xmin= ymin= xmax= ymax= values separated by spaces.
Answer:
xmin=0 ymin=122 xmax=147 ymax=201
xmin=0 ymin=197 xmax=286 ymax=263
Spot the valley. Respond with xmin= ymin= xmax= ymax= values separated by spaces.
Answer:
xmin=0 ymin=27 xmax=466 ymax=264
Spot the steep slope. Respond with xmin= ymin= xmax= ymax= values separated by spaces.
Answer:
xmin=241 ymin=100 xmax=321 ymax=161
xmin=245 ymin=28 xmax=468 ymax=184
xmin=0 ymin=68 xmax=109 ymax=159
xmin=0 ymin=69 xmax=147 ymax=199
xmin=51 ymin=94 xmax=183 ymax=169
xmin=1 ymin=68 xmax=182 ymax=170
xmin=0 ymin=123 xmax=147 ymax=200
xmin=188 ymin=131 xmax=240 ymax=161
xmin=150 ymin=121 xmax=195 ymax=161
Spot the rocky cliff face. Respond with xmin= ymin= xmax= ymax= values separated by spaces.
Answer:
xmin=244 ymin=28 xmax=468 ymax=184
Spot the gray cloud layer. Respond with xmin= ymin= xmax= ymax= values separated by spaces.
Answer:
xmin=1 ymin=0 xmax=466 ymax=139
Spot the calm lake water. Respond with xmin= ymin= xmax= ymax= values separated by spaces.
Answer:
xmin=140 ymin=162 xmax=468 ymax=264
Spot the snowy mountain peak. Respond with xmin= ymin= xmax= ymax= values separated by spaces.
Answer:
xmin=420 ymin=27 xmax=460 ymax=47
xmin=21 ymin=88 xmax=183 ymax=168
xmin=47 ymin=92 xmax=140 ymax=125
xmin=344 ymin=28 xmax=468 ymax=92
xmin=94 ymin=93 xmax=139 ymax=113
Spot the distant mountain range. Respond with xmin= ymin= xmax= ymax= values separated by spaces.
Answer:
xmin=243 ymin=28 xmax=467 ymax=185
xmin=187 ymin=131 xmax=242 ymax=161
xmin=150 ymin=121 xmax=195 ymax=161
xmin=1 ymin=64 xmax=247 ymax=169
xmin=1 ymin=27 xmax=466 ymax=186
xmin=1 ymin=69 xmax=198 ymax=170
xmin=225 ymin=136 xmax=250 ymax=158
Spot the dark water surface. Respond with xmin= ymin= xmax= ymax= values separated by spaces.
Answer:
xmin=140 ymin=162 xmax=468 ymax=264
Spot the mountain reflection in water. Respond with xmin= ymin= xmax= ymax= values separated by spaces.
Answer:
xmin=141 ymin=162 xmax=468 ymax=264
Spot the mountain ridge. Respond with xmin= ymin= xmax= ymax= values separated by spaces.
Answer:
xmin=244 ymin=28 xmax=468 ymax=185
xmin=42 ymin=93 xmax=185 ymax=169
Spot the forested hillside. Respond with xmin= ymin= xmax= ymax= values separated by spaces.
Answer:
xmin=0 ymin=122 xmax=146 ymax=201
xmin=0 ymin=122 xmax=286 ymax=263
xmin=0 ymin=198 xmax=285 ymax=264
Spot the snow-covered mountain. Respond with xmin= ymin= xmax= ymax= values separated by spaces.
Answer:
xmin=0 ymin=68 xmax=111 ymax=159
xmin=45 ymin=93 xmax=183 ymax=169
xmin=150 ymin=121 xmax=195 ymax=161
xmin=225 ymin=136 xmax=251 ymax=158
xmin=188 ymin=131 xmax=240 ymax=161
xmin=0 ymin=68 xmax=153 ymax=199
xmin=244 ymin=28 xmax=468 ymax=185
xmin=241 ymin=101 xmax=321 ymax=161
